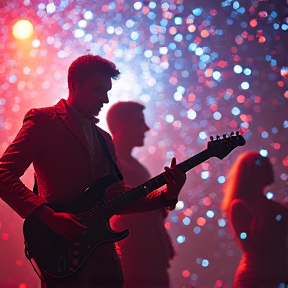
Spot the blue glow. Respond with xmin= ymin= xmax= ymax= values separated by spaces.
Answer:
xmin=272 ymin=127 xmax=278 ymax=133
xmin=237 ymin=7 xmax=245 ymax=14
xmin=259 ymin=149 xmax=268 ymax=157
xmin=227 ymin=18 xmax=233 ymax=25
xmin=213 ymin=111 xmax=222 ymax=120
xmin=109 ymin=2 xmax=116 ymax=9
xmin=261 ymin=131 xmax=268 ymax=139
xmin=131 ymin=31 xmax=139 ymax=40
xmin=107 ymin=26 xmax=115 ymax=34
xmin=276 ymin=214 xmax=282 ymax=221
xmin=74 ymin=29 xmax=85 ymax=38
xmin=160 ymin=18 xmax=168 ymax=26
xmin=183 ymin=217 xmax=191 ymax=225
xmin=218 ymin=219 xmax=226 ymax=227
xmin=202 ymin=259 xmax=209 ymax=267
xmin=159 ymin=47 xmax=168 ymax=54
xmin=166 ymin=151 xmax=175 ymax=158
xmin=149 ymin=2 xmax=156 ymax=9
xmin=199 ymin=131 xmax=207 ymax=140
xmin=194 ymin=226 xmax=201 ymax=234
xmin=168 ymin=42 xmax=176 ymax=50
xmin=175 ymin=17 xmax=182 ymax=25
xmin=283 ymin=120 xmax=288 ymax=128
xmin=240 ymin=232 xmax=247 ymax=239
xmin=195 ymin=47 xmax=204 ymax=56
xmin=174 ymin=34 xmax=183 ymax=42
xmin=144 ymin=50 xmax=152 ymax=58
xmin=280 ymin=173 xmax=288 ymax=181
xmin=174 ymin=92 xmax=182 ymax=101
xmin=201 ymin=171 xmax=210 ymax=179
xmin=233 ymin=1 xmax=240 ymax=9
xmin=134 ymin=1 xmax=142 ymax=10
xmin=171 ymin=216 xmax=178 ymax=223
xmin=192 ymin=8 xmax=203 ymax=16
xmin=150 ymin=35 xmax=158 ymax=43
xmin=243 ymin=68 xmax=252 ymax=75
xmin=218 ymin=176 xmax=226 ymax=184
xmin=233 ymin=65 xmax=243 ymax=74
xmin=187 ymin=109 xmax=197 ymax=120
xmin=211 ymin=52 xmax=218 ymax=60
xmin=147 ymin=12 xmax=156 ymax=20
xmin=177 ymin=235 xmax=186 ymax=244
xmin=9 ymin=76 xmax=17 ymax=83
xmin=206 ymin=210 xmax=214 ymax=218
xmin=265 ymin=55 xmax=272 ymax=61
xmin=266 ymin=191 xmax=274 ymax=199
xmin=273 ymin=23 xmax=280 ymax=30
xmin=126 ymin=20 xmax=135 ymax=28
xmin=240 ymin=82 xmax=249 ymax=90
xmin=271 ymin=59 xmax=277 ymax=66
xmin=188 ymin=43 xmax=197 ymax=52
xmin=231 ymin=107 xmax=240 ymax=115
xmin=165 ymin=114 xmax=174 ymax=123
xmin=240 ymin=21 xmax=248 ymax=28
xmin=213 ymin=71 xmax=221 ymax=80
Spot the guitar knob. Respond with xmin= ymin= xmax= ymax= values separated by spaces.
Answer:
xmin=74 ymin=250 xmax=80 ymax=256
xmin=73 ymin=259 xmax=79 ymax=266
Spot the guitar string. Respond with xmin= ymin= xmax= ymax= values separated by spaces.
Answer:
xmin=74 ymin=186 xmax=149 ymax=226
xmin=67 ymin=141 xmax=241 ymax=226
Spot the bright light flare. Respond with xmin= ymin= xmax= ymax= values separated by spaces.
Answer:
xmin=12 ymin=19 xmax=34 ymax=40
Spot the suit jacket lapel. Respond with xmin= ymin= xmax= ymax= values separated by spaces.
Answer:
xmin=54 ymin=99 xmax=90 ymax=152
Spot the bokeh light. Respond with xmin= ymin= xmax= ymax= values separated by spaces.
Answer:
xmin=1 ymin=1 xmax=288 ymax=287
xmin=12 ymin=19 xmax=33 ymax=40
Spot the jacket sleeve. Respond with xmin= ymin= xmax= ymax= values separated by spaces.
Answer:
xmin=0 ymin=109 xmax=46 ymax=219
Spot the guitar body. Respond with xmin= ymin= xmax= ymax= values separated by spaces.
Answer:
xmin=23 ymin=175 xmax=129 ymax=278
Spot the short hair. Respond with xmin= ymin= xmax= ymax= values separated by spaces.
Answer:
xmin=68 ymin=54 xmax=120 ymax=92
xmin=106 ymin=101 xmax=145 ymax=135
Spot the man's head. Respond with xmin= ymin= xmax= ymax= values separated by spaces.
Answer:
xmin=67 ymin=54 xmax=120 ymax=117
xmin=106 ymin=101 xmax=150 ymax=147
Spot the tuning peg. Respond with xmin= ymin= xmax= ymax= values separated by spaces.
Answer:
xmin=236 ymin=131 xmax=239 ymax=136
xmin=223 ymin=134 xmax=227 ymax=138
xmin=230 ymin=132 xmax=234 ymax=136
xmin=216 ymin=135 xmax=220 ymax=140
xmin=210 ymin=136 xmax=214 ymax=141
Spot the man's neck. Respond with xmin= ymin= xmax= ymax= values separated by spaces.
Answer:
xmin=113 ymin=136 xmax=134 ymax=160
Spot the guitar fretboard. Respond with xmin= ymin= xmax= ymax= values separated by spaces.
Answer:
xmin=102 ymin=149 xmax=214 ymax=218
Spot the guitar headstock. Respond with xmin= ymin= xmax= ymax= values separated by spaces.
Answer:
xmin=207 ymin=131 xmax=246 ymax=159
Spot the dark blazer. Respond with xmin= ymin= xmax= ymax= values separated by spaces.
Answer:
xmin=0 ymin=99 xmax=165 ymax=219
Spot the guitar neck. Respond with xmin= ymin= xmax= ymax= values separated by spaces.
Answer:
xmin=104 ymin=149 xmax=213 ymax=216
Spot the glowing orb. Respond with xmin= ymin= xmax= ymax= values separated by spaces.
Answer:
xmin=12 ymin=19 xmax=34 ymax=40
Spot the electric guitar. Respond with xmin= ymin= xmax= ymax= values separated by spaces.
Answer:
xmin=23 ymin=132 xmax=245 ymax=278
